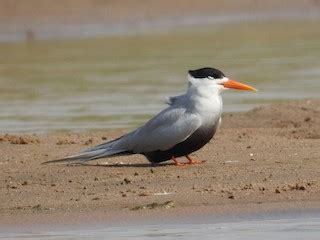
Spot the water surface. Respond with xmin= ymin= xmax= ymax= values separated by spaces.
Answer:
xmin=1 ymin=214 xmax=320 ymax=240
xmin=1 ymin=20 xmax=320 ymax=132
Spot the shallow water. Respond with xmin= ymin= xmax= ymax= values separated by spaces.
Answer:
xmin=1 ymin=215 xmax=320 ymax=239
xmin=1 ymin=19 xmax=320 ymax=133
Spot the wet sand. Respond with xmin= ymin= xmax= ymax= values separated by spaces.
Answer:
xmin=0 ymin=99 xmax=319 ymax=226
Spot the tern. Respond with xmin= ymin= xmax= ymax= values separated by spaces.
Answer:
xmin=43 ymin=67 xmax=257 ymax=166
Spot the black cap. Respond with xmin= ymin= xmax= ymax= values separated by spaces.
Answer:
xmin=188 ymin=67 xmax=225 ymax=79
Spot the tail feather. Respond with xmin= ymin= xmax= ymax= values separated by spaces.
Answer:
xmin=42 ymin=148 xmax=130 ymax=165
xmin=81 ymin=139 xmax=118 ymax=153
xmin=82 ymin=132 xmax=132 ymax=153
xmin=42 ymin=133 xmax=134 ymax=165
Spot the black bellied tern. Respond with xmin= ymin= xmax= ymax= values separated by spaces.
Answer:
xmin=43 ymin=67 xmax=257 ymax=166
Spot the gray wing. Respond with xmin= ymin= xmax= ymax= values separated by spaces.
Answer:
xmin=115 ymin=106 xmax=202 ymax=153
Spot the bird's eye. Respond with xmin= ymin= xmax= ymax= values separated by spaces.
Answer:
xmin=208 ymin=76 xmax=214 ymax=80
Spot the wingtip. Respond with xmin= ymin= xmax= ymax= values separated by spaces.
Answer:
xmin=41 ymin=157 xmax=78 ymax=165
xmin=41 ymin=159 xmax=63 ymax=165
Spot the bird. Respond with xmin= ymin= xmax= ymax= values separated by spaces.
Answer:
xmin=43 ymin=67 xmax=257 ymax=166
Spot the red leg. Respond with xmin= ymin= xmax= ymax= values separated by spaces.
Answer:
xmin=171 ymin=156 xmax=185 ymax=166
xmin=186 ymin=155 xmax=206 ymax=164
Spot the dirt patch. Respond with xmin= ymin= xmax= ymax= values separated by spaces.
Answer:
xmin=223 ymin=99 xmax=320 ymax=139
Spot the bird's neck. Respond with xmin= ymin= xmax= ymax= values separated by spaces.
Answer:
xmin=187 ymin=84 xmax=223 ymax=120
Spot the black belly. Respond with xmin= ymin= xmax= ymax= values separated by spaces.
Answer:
xmin=143 ymin=123 xmax=218 ymax=163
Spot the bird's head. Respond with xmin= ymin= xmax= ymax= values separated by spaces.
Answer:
xmin=188 ymin=67 xmax=257 ymax=93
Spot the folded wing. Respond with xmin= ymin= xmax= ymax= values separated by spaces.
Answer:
xmin=43 ymin=106 xmax=201 ymax=164
xmin=122 ymin=107 xmax=202 ymax=153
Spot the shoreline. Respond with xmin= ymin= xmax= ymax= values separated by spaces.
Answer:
xmin=1 ymin=201 xmax=320 ymax=231
xmin=1 ymin=0 xmax=318 ymax=25
xmin=1 ymin=99 xmax=320 ymax=227
xmin=2 ymin=12 xmax=319 ymax=43
xmin=1 ymin=0 xmax=319 ymax=42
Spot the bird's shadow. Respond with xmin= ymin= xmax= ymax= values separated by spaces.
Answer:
xmin=65 ymin=162 xmax=173 ymax=168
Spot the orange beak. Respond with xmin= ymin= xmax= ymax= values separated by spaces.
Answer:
xmin=222 ymin=80 xmax=257 ymax=91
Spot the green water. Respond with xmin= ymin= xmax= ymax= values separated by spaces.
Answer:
xmin=1 ymin=20 xmax=320 ymax=132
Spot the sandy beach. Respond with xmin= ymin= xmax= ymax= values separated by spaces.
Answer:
xmin=1 ymin=99 xmax=319 ymax=226
xmin=1 ymin=0 xmax=320 ymax=230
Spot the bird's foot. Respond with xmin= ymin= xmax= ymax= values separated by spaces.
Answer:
xmin=188 ymin=160 xmax=206 ymax=164
xmin=186 ymin=155 xmax=206 ymax=165
xmin=171 ymin=156 xmax=186 ymax=166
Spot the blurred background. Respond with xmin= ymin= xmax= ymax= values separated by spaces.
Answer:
xmin=1 ymin=0 xmax=320 ymax=133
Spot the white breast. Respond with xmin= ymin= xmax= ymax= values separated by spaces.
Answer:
xmin=186 ymin=82 xmax=223 ymax=126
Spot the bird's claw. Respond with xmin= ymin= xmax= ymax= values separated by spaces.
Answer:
xmin=187 ymin=159 xmax=206 ymax=164
xmin=174 ymin=161 xmax=186 ymax=166
xmin=171 ymin=156 xmax=206 ymax=166
xmin=186 ymin=155 xmax=206 ymax=165
xmin=171 ymin=156 xmax=186 ymax=166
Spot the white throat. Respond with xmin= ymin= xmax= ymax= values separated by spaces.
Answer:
xmin=186 ymin=75 xmax=223 ymax=122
